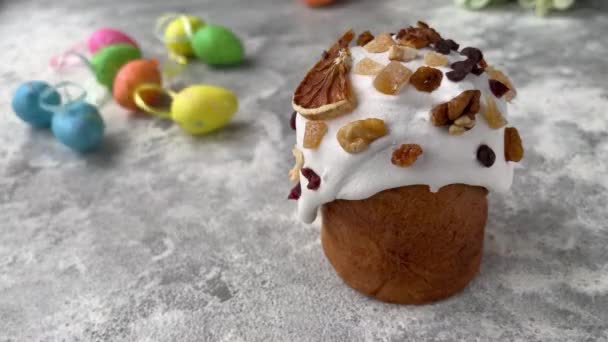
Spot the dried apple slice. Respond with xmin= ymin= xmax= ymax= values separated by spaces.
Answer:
xmin=292 ymin=29 xmax=357 ymax=120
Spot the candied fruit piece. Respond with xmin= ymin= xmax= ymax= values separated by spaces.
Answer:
xmin=337 ymin=118 xmax=387 ymax=153
xmin=356 ymin=31 xmax=374 ymax=46
xmin=504 ymin=127 xmax=524 ymax=162
xmin=410 ymin=66 xmax=443 ymax=93
xmin=373 ymin=61 xmax=413 ymax=95
xmin=303 ymin=120 xmax=328 ymax=149
xmin=292 ymin=29 xmax=356 ymax=120
xmin=354 ymin=57 xmax=384 ymax=76
xmin=424 ymin=51 xmax=448 ymax=67
xmin=391 ymin=144 xmax=423 ymax=167
xmin=388 ymin=46 xmax=417 ymax=62
xmin=364 ymin=33 xmax=395 ymax=53
xmin=482 ymin=95 xmax=507 ymax=129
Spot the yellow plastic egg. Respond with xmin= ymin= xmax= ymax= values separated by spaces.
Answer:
xmin=164 ymin=15 xmax=205 ymax=57
xmin=171 ymin=85 xmax=238 ymax=135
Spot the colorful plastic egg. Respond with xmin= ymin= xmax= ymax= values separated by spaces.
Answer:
xmin=11 ymin=81 xmax=61 ymax=128
xmin=51 ymin=101 xmax=105 ymax=152
xmin=191 ymin=25 xmax=244 ymax=66
xmin=171 ymin=85 xmax=238 ymax=135
xmin=164 ymin=15 xmax=205 ymax=57
xmin=87 ymin=28 xmax=138 ymax=54
xmin=90 ymin=44 xmax=142 ymax=89
xmin=113 ymin=59 xmax=162 ymax=111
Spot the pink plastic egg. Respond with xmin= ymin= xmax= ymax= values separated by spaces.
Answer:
xmin=87 ymin=28 xmax=138 ymax=54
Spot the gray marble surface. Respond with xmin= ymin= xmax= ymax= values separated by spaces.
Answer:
xmin=1 ymin=0 xmax=607 ymax=341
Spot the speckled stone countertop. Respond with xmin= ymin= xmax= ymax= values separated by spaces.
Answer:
xmin=1 ymin=0 xmax=607 ymax=341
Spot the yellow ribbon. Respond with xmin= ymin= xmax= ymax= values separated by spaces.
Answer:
xmin=133 ymin=83 xmax=175 ymax=119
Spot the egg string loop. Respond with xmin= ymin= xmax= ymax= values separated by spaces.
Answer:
xmin=154 ymin=13 xmax=196 ymax=44
xmin=49 ymin=42 xmax=88 ymax=70
xmin=39 ymin=81 xmax=88 ymax=112
xmin=155 ymin=13 xmax=196 ymax=80
xmin=133 ymin=83 xmax=175 ymax=119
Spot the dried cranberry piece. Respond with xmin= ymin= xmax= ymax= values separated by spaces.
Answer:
xmin=287 ymin=182 xmax=301 ymax=200
xmin=477 ymin=145 xmax=496 ymax=167
xmin=489 ymin=79 xmax=510 ymax=98
xmin=446 ymin=70 xmax=467 ymax=82
xmin=460 ymin=47 xmax=483 ymax=64
xmin=301 ymin=167 xmax=321 ymax=190
xmin=290 ymin=111 xmax=297 ymax=130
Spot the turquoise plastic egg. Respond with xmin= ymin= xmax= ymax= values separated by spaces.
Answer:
xmin=191 ymin=25 xmax=244 ymax=66
xmin=51 ymin=101 xmax=105 ymax=152
xmin=90 ymin=44 xmax=142 ymax=88
xmin=11 ymin=81 xmax=61 ymax=128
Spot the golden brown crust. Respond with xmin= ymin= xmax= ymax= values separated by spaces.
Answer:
xmin=321 ymin=184 xmax=488 ymax=304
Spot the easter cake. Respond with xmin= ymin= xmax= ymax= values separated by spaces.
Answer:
xmin=288 ymin=23 xmax=523 ymax=304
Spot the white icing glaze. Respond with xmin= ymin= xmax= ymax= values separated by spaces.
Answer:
xmin=295 ymin=45 xmax=515 ymax=223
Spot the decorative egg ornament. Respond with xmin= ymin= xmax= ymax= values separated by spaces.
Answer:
xmin=191 ymin=25 xmax=244 ymax=66
xmin=171 ymin=85 xmax=238 ymax=134
xmin=51 ymin=101 xmax=105 ymax=152
xmin=11 ymin=81 xmax=61 ymax=128
xmin=134 ymin=84 xmax=238 ymax=135
xmin=87 ymin=28 xmax=138 ymax=54
xmin=113 ymin=59 xmax=162 ymax=111
xmin=162 ymin=15 xmax=205 ymax=58
xmin=90 ymin=44 xmax=142 ymax=88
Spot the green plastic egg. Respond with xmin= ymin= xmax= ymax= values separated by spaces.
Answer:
xmin=90 ymin=44 xmax=141 ymax=88
xmin=164 ymin=15 xmax=205 ymax=57
xmin=171 ymin=85 xmax=238 ymax=135
xmin=191 ymin=25 xmax=244 ymax=66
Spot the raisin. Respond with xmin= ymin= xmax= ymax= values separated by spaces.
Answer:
xmin=446 ymin=70 xmax=467 ymax=82
xmin=451 ymin=59 xmax=475 ymax=74
xmin=460 ymin=47 xmax=483 ymax=63
xmin=477 ymin=145 xmax=496 ymax=167
xmin=434 ymin=39 xmax=452 ymax=54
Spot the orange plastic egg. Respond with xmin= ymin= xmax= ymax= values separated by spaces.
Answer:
xmin=113 ymin=59 xmax=162 ymax=112
xmin=302 ymin=0 xmax=335 ymax=7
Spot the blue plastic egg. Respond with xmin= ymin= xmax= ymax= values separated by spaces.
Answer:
xmin=11 ymin=81 xmax=61 ymax=128
xmin=51 ymin=101 xmax=105 ymax=152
